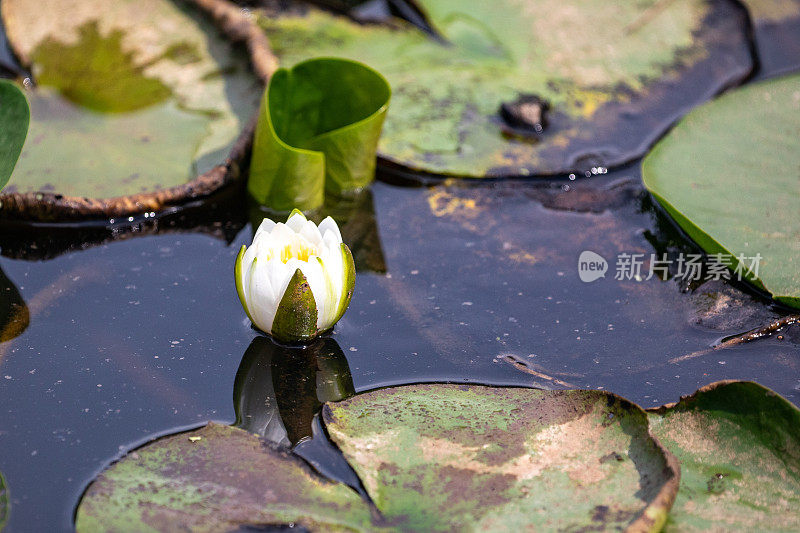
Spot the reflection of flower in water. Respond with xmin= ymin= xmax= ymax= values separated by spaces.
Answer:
xmin=233 ymin=335 xmax=355 ymax=447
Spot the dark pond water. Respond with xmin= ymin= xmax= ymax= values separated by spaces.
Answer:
xmin=1 ymin=166 xmax=799 ymax=530
xmin=2 ymin=3 xmax=800 ymax=531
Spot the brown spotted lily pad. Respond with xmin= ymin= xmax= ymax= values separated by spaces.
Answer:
xmin=258 ymin=0 xmax=752 ymax=177
xmin=74 ymin=423 xmax=377 ymax=532
xmin=323 ymin=384 xmax=680 ymax=531
xmin=0 ymin=0 xmax=263 ymax=220
xmin=648 ymin=381 xmax=800 ymax=531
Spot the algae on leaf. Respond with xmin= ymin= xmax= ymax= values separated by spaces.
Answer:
xmin=75 ymin=423 xmax=376 ymax=532
xmin=257 ymin=0 xmax=752 ymax=177
xmin=324 ymin=383 xmax=679 ymax=532
xmin=0 ymin=0 xmax=260 ymax=199
xmin=648 ymin=381 xmax=800 ymax=531
xmin=642 ymin=73 xmax=800 ymax=308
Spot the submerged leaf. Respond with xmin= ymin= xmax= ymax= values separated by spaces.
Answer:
xmin=0 ymin=0 xmax=260 ymax=199
xmin=0 ymin=80 xmax=29 ymax=190
xmin=74 ymin=423 xmax=376 ymax=532
xmin=648 ymin=381 xmax=800 ymax=531
xmin=642 ymin=73 xmax=800 ymax=308
xmin=324 ymin=383 xmax=679 ymax=531
xmin=257 ymin=0 xmax=752 ymax=177
xmin=0 ymin=265 xmax=28 ymax=343
xmin=248 ymin=57 xmax=390 ymax=212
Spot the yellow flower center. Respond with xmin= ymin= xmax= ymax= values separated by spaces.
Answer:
xmin=266 ymin=237 xmax=319 ymax=264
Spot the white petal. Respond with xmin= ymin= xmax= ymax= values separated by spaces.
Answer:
xmin=296 ymin=258 xmax=330 ymax=329
xmin=301 ymin=219 xmax=324 ymax=247
xmin=286 ymin=212 xmax=306 ymax=233
xmin=321 ymin=245 xmax=343 ymax=300
xmin=315 ymin=256 xmax=339 ymax=329
xmin=322 ymin=230 xmax=341 ymax=256
xmin=318 ymin=216 xmax=342 ymax=244
xmin=270 ymin=222 xmax=295 ymax=241
xmin=267 ymin=258 xmax=292 ymax=303
xmin=254 ymin=217 xmax=277 ymax=238
xmin=250 ymin=259 xmax=278 ymax=333
xmin=241 ymin=245 xmax=258 ymax=303
xmin=274 ymin=258 xmax=301 ymax=306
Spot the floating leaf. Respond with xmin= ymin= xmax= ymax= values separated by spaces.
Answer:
xmin=257 ymin=0 xmax=752 ymax=177
xmin=248 ymin=57 xmax=390 ymax=212
xmin=0 ymin=0 xmax=259 ymax=199
xmin=648 ymin=381 xmax=800 ymax=531
xmin=323 ymin=383 xmax=679 ymax=531
xmin=74 ymin=423 xmax=376 ymax=532
xmin=740 ymin=0 xmax=800 ymax=76
xmin=642 ymin=73 xmax=800 ymax=308
xmin=0 ymin=80 xmax=29 ymax=190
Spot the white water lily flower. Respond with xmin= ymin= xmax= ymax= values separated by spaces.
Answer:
xmin=235 ymin=209 xmax=355 ymax=343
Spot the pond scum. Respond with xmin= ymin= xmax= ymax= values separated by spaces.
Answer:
xmin=0 ymin=0 xmax=799 ymax=531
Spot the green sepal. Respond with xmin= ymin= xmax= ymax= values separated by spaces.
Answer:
xmin=234 ymin=245 xmax=255 ymax=324
xmin=333 ymin=243 xmax=356 ymax=324
xmin=271 ymin=268 xmax=319 ymax=343
xmin=287 ymin=208 xmax=306 ymax=221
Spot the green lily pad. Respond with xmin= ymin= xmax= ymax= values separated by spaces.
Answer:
xmin=647 ymin=381 xmax=800 ymax=531
xmin=257 ymin=0 xmax=752 ymax=177
xmin=323 ymin=383 xmax=679 ymax=531
xmin=0 ymin=80 xmax=28 ymax=190
xmin=642 ymin=73 xmax=800 ymax=308
xmin=740 ymin=0 xmax=800 ymax=76
xmin=0 ymin=0 xmax=260 ymax=199
xmin=0 ymin=471 xmax=8 ymax=531
xmin=74 ymin=423 xmax=376 ymax=532
xmin=249 ymin=57 xmax=390 ymax=212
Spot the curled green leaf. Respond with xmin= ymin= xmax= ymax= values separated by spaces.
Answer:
xmin=248 ymin=57 xmax=391 ymax=212
xmin=0 ymin=80 xmax=29 ymax=190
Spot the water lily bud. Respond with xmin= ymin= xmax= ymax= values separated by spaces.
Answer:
xmin=235 ymin=209 xmax=355 ymax=343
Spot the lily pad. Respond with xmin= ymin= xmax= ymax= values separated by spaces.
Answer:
xmin=257 ymin=0 xmax=752 ymax=177
xmin=642 ymin=73 xmax=800 ymax=308
xmin=647 ymin=381 xmax=800 ymax=531
xmin=740 ymin=0 xmax=800 ymax=76
xmin=0 ymin=80 xmax=30 ymax=189
xmin=0 ymin=80 xmax=28 ymax=190
xmin=74 ymin=423 xmax=376 ymax=532
xmin=249 ymin=57 xmax=390 ymax=212
xmin=323 ymin=383 xmax=679 ymax=531
xmin=0 ymin=0 xmax=260 ymax=212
